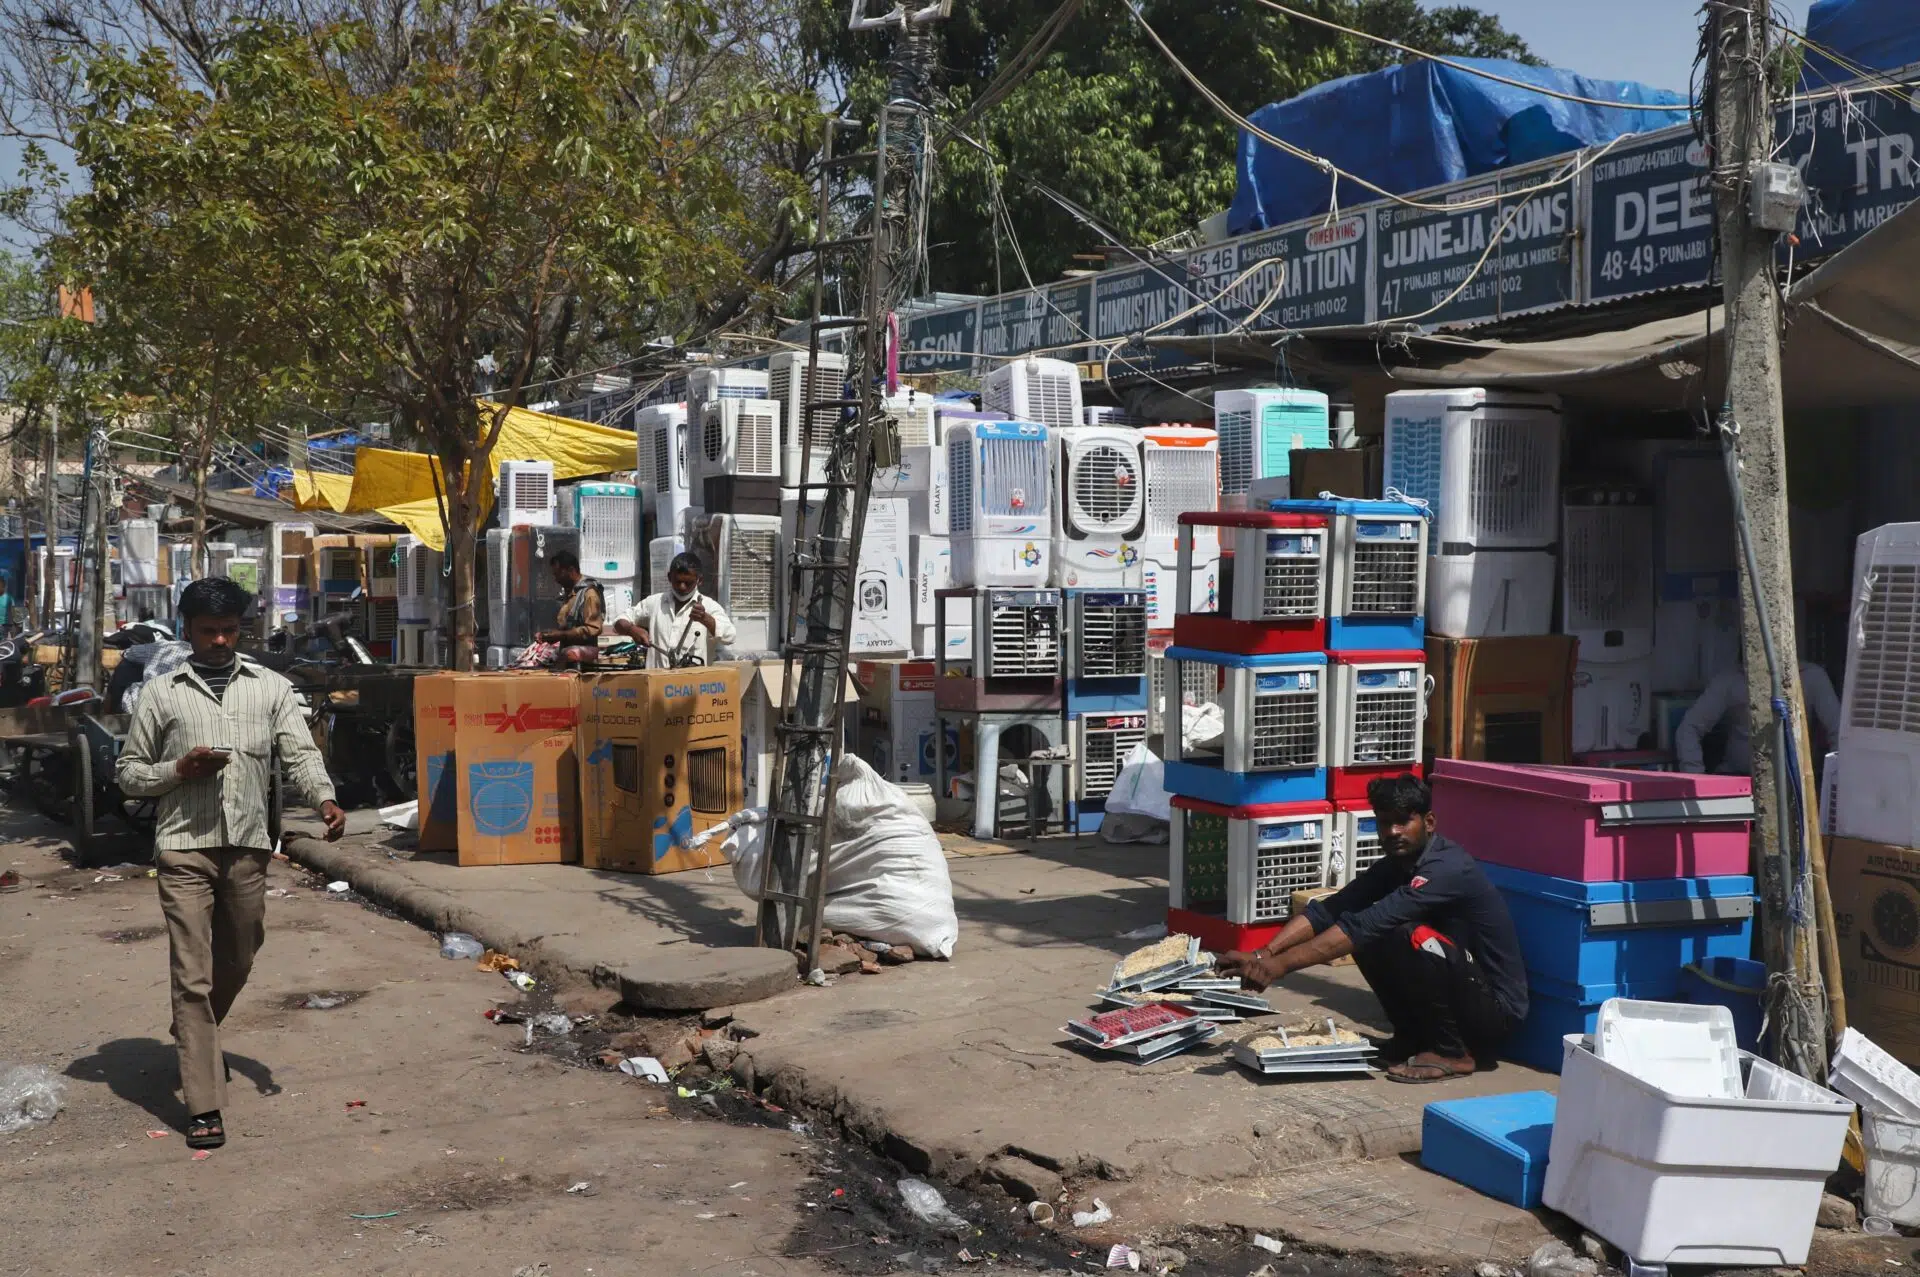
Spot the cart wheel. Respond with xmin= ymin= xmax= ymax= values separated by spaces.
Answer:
xmin=384 ymin=718 xmax=416 ymax=803
xmin=69 ymin=728 xmax=94 ymax=861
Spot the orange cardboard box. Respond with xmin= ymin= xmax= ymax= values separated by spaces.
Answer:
xmin=451 ymin=673 xmax=581 ymax=866
xmin=576 ymin=667 xmax=741 ymax=874
xmin=413 ymin=672 xmax=462 ymax=852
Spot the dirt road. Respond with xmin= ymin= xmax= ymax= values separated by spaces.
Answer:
xmin=0 ymin=812 xmax=838 ymax=1277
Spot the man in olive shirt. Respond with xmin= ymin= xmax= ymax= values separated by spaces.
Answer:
xmin=117 ymin=578 xmax=345 ymax=1149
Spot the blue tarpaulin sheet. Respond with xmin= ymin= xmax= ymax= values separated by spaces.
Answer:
xmin=1801 ymin=0 xmax=1920 ymax=88
xmin=1228 ymin=59 xmax=1687 ymax=235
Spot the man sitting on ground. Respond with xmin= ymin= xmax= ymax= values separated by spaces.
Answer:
xmin=1218 ymin=773 xmax=1527 ymax=1084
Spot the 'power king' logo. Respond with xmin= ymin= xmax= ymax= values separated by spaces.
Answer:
xmin=484 ymin=703 xmax=577 ymax=733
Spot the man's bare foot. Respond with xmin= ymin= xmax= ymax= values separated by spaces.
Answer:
xmin=1384 ymin=1051 xmax=1475 ymax=1083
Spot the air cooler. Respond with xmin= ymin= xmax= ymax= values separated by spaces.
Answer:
xmin=1648 ymin=445 xmax=1740 ymax=692
xmin=1051 ymin=425 xmax=1145 ymax=588
xmin=1065 ymin=588 xmax=1150 ymax=712
xmin=637 ymin=403 xmax=695 ymax=553
xmin=1329 ymin=650 xmax=1427 ymax=801
xmin=948 ymin=421 xmax=1051 ymax=588
xmin=1140 ymin=426 xmax=1220 ymax=628
xmin=1071 ymin=711 xmax=1150 ymax=833
xmin=692 ymin=512 xmax=782 ymax=656
xmin=498 ymin=459 xmax=558 ymax=529
xmin=1175 ymin=511 xmax=1328 ymax=654
xmin=1384 ymin=387 xmax=1562 ymax=638
xmin=563 ymin=481 xmax=640 ymax=581
xmin=982 ymin=356 xmax=1083 ymax=432
xmin=1571 ymin=656 xmax=1653 ymax=755
xmin=1163 ymin=647 xmax=1327 ymax=806
xmin=769 ymin=350 xmax=848 ymax=487
xmin=119 ymin=518 xmax=161 ymax=586
xmin=1562 ymin=484 xmax=1654 ymax=662
xmin=266 ymin=521 xmax=315 ymax=623
xmin=1211 ymin=387 xmax=1330 ymax=508
xmin=1168 ymin=797 xmax=1338 ymax=954
xmin=359 ymin=535 xmax=400 ymax=598
xmin=1335 ymin=804 xmax=1384 ymax=882
xmin=687 ymin=365 xmax=770 ymax=424
xmin=484 ymin=527 xmax=512 ymax=645
xmin=933 ymin=587 xmax=1063 ymax=713
xmin=397 ymin=537 xmax=446 ymax=626
xmin=935 ymin=711 xmax=1071 ymax=841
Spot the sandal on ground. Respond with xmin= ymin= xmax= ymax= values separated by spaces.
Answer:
xmin=1384 ymin=1053 xmax=1475 ymax=1084
xmin=185 ymin=1112 xmax=226 ymax=1149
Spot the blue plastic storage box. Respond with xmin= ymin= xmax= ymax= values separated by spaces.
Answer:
xmin=1480 ymin=862 xmax=1755 ymax=992
xmin=1501 ymin=976 xmax=1669 ymax=1073
xmin=1421 ymin=1091 xmax=1557 ymax=1208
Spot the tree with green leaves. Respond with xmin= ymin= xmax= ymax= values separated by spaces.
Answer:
xmin=62 ymin=0 xmax=815 ymax=666
xmin=809 ymin=0 xmax=1537 ymax=294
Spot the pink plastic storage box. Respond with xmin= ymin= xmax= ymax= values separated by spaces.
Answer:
xmin=1430 ymin=759 xmax=1753 ymax=881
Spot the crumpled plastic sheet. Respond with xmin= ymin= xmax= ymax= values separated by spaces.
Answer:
xmin=0 ymin=1064 xmax=66 ymax=1134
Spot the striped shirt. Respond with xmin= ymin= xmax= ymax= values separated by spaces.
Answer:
xmin=116 ymin=659 xmax=336 ymax=852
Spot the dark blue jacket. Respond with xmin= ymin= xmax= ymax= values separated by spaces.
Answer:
xmin=1305 ymin=832 xmax=1529 ymax=1020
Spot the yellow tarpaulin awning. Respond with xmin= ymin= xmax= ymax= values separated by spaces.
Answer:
xmin=291 ymin=469 xmax=353 ymax=513
xmin=317 ymin=404 xmax=639 ymax=551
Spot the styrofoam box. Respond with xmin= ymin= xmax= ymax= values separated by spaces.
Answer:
xmin=1426 ymin=550 xmax=1555 ymax=639
xmin=1830 ymin=1026 xmax=1920 ymax=1121
xmin=1543 ymin=1034 xmax=1855 ymax=1267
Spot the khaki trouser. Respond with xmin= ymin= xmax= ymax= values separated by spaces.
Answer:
xmin=156 ymin=846 xmax=270 ymax=1116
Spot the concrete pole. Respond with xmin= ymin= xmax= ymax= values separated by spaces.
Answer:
xmin=40 ymin=403 xmax=57 ymax=629
xmin=1709 ymin=0 xmax=1840 ymax=1076
xmin=74 ymin=425 xmax=107 ymax=693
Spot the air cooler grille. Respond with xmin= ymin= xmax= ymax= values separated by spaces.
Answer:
xmin=1350 ymin=825 xmax=1383 ymax=877
xmin=512 ymin=471 xmax=551 ymax=511
xmin=1851 ymin=563 xmax=1920 ymax=733
xmin=1071 ymin=445 xmax=1139 ymax=528
xmin=688 ymin=746 xmax=730 ymax=813
xmin=1262 ymin=544 xmax=1324 ymax=618
xmin=1026 ymin=368 xmax=1078 ymax=430
xmin=1351 ymin=685 xmax=1421 ymax=763
xmin=1566 ymin=506 xmax=1653 ymax=628
xmin=652 ymin=427 xmax=673 ymax=492
xmin=949 ymin=443 xmax=975 ymax=534
xmin=1145 ymin=447 xmax=1215 ymax=537
xmin=1075 ymin=600 xmax=1147 ymax=676
xmin=1348 ymin=540 xmax=1422 ymax=614
xmin=988 ymin=603 xmax=1060 ymax=677
xmin=982 ymin=438 xmax=1046 ymax=516
xmin=1216 ymin=409 xmax=1253 ymax=495
xmin=1081 ymin=724 xmax=1146 ymax=799
xmin=729 ymin=529 xmax=778 ymax=616
xmin=1469 ymin=416 xmax=1555 ymax=539
xmin=1253 ymin=833 xmax=1329 ymax=922
xmin=1251 ymin=688 xmax=1320 ymax=770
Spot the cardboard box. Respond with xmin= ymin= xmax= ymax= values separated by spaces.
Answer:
xmin=1426 ymin=635 xmax=1577 ymax=764
xmin=850 ymin=497 xmax=911 ymax=655
xmin=1289 ymin=447 xmax=1382 ymax=501
xmin=576 ymin=667 xmax=742 ymax=874
xmin=451 ymin=673 xmax=581 ymax=866
xmin=1829 ymin=836 xmax=1920 ymax=1067
xmin=854 ymin=658 xmax=958 ymax=785
xmin=413 ymin=672 xmax=462 ymax=852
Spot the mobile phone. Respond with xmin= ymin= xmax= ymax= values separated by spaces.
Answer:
xmin=208 ymin=744 xmax=233 ymax=759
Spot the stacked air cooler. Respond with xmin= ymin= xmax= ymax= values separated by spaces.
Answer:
xmin=1213 ymin=387 xmax=1331 ymax=509
xmin=1384 ymin=388 xmax=1563 ymax=638
xmin=1162 ymin=496 xmax=1429 ymax=955
xmin=1063 ymin=586 xmax=1151 ymax=832
xmin=1835 ymin=522 xmax=1920 ymax=848
xmin=559 ymin=480 xmax=639 ymax=620
xmin=1563 ymin=483 xmax=1655 ymax=755
xmin=636 ymin=403 xmax=694 ymax=594
xmin=395 ymin=535 xmax=445 ymax=666
xmin=1049 ymin=425 xmax=1145 ymax=589
xmin=1140 ymin=426 xmax=1220 ymax=630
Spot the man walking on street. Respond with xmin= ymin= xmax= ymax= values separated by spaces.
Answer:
xmin=116 ymin=578 xmax=344 ymax=1149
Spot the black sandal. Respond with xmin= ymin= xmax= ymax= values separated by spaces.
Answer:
xmin=186 ymin=1112 xmax=226 ymax=1150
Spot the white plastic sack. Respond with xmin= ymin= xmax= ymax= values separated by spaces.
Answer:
xmin=1105 ymin=743 xmax=1170 ymax=822
xmin=716 ymin=755 xmax=959 ymax=958
xmin=379 ymin=799 xmax=419 ymax=831
xmin=1182 ymin=702 xmax=1225 ymax=755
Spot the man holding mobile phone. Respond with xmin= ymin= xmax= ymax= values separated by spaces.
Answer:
xmin=117 ymin=577 xmax=345 ymax=1151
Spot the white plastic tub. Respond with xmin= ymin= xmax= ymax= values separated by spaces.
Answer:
xmin=1543 ymin=1034 xmax=1855 ymax=1267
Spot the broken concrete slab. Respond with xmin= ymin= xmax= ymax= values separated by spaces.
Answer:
xmin=613 ymin=949 xmax=797 ymax=1011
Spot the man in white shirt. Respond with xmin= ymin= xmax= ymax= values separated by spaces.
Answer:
xmin=613 ymin=552 xmax=738 ymax=667
xmin=1674 ymin=652 xmax=1842 ymax=774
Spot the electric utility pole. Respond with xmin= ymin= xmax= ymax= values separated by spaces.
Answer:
xmin=1708 ymin=0 xmax=1841 ymax=1078
xmin=74 ymin=423 xmax=109 ymax=692
xmin=756 ymin=0 xmax=949 ymax=967
xmin=39 ymin=401 xmax=56 ymax=629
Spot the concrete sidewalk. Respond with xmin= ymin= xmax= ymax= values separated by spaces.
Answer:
xmin=285 ymin=816 xmax=1561 ymax=1264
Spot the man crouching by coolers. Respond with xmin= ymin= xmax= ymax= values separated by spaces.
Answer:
xmin=1218 ymin=774 xmax=1528 ymax=1084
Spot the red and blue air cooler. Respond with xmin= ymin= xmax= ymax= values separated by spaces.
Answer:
xmin=1161 ymin=647 xmax=1328 ymax=807
xmin=1328 ymin=649 xmax=1428 ymax=802
xmin=1268 ymin=497 xmax=1427 ymax=652
xmin=1167 ymin=796 xmax=1339 ymax=954
xmin=1173 ymin=510 xmax=1328 ymax=655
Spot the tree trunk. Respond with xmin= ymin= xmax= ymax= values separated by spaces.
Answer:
xmin=191 ymin=425 xmax=214 ymax=577
xmin=445 ymin=476 xmax=477 ymax=672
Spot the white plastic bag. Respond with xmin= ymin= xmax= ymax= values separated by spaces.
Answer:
xmin=1105 ymin=743 xmax=1169 ymax=822
xmin=0 ymin=1064 xmax=64 ymax=1134
xmin=1182 ymin=702 xmax=1225 ymax=755
xmin=719 ymin=755 xmax=959 ymax=958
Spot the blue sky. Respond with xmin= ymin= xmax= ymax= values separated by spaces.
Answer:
xmin=1462 ymin=0 xmax=1807 ymax=95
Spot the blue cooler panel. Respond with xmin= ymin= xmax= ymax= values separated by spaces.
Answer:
xmin=1480 ymin=862 xmax=1754 ymax=995
xmin=1421 ymin=1091 xmax=1557 ymax=1209
xmin=1162 ymin=759 xmax=1328 ymax=806
xmin=1326 ymin=615 xmax=1426 ymax=651
xmin=1064 ymin=677 xmax=1150 ymax=715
